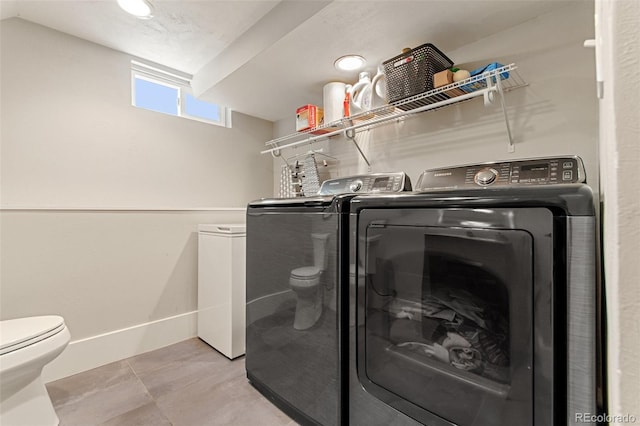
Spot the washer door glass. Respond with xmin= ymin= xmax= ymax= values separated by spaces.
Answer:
xmin=358 ymin=224 xmax=533 ymax=426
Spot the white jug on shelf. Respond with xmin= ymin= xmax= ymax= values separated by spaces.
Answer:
xmin=371 ymin=65 xmax=388 ymax=108
xmin=349 ymin=72 xmax=372 ymax=115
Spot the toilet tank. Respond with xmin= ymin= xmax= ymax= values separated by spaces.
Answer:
xmin=311 ymin=233 xmax=331 ymax=270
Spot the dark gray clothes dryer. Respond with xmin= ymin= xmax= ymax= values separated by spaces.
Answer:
xmin=348 ymin=157 xmax=597 ymax=426
xmin=245 ymin=173 xmax=410 ymax=426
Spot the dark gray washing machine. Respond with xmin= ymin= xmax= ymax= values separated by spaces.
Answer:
xmin=245 ymin=172 xmax=411 ymax=426
xmin=348 ymin=157 xmax=597 ymax=425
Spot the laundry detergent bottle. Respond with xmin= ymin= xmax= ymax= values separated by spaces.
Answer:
xmin=349 ymin=72 xmax=372 ymax=114
xmin=371 ymin=65 xmax=388 ymax=108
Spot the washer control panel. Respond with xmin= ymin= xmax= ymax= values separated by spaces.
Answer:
xmin=416 ymin=156 xmax=585 ymax=191
xmin=318 ymin=172 xmax=411 ymax=195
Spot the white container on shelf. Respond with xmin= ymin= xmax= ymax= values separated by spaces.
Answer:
xmin=197 ymin=224 xmax=246 ymax=359
xmin=350 ymin=71 xmax=373 ymax=113
xmin=323 ymin=81 xmax=347 ymax=125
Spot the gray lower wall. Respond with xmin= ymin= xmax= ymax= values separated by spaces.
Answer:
xmin=0 ymin=209 xmax=244 ymax=340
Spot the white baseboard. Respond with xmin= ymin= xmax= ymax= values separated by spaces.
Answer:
xmin=42 ymin=311 xmax=198 ymax=383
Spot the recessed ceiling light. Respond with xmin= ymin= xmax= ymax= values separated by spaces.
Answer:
xmin=117 ymin=0 xmax=154 ymax=19
xmin=334 ymin=55 xmax=366 ymax=71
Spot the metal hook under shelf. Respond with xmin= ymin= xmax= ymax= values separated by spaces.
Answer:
xmin=271 ymin=149 xmax=289 ymax=166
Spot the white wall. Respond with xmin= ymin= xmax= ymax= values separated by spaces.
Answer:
xmin=598 ymin=0 xmax=640 ymax=423
xmin=1 ymin=18 xmax=273 ymax=209
xmin=0 ymin=18 xmax=273 ymax=380
xmin=273 ymin=2 xmax=599 ymax=197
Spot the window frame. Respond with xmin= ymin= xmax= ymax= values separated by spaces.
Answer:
xmin=130 ymin=61 xmax=230 ymax=128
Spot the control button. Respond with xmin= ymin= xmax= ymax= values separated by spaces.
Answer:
xmin=563 ymin=171 xmax=573 ymax=181
xmin=349 ymin=180 xmax=363 ymax=192
xmin=563 ymin=161 xmax=573 ymax=169
xmin=474 ymin=168 xmax=498 ymax=186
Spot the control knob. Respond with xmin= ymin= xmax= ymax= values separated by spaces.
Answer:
xmin=474 ymin=168 xmax=498 ymax=186
xmin=349 ymin=180 xmax=363 ymax=192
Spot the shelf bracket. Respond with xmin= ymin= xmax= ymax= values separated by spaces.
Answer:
xmin=345 ymin=128 xmax=371 ymax=170
xmin=483 ymin=77 xmax=496 ymax=106
xmin=480 ymin=73 xmax=514 ymax=152
xmin=495 ymin=77 xmax=515 ymax=153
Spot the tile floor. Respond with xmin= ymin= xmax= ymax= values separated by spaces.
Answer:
xmin=46 ymin=338 xmax=296 ymax=426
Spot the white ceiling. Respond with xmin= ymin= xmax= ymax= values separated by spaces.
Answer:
xmin=1 ymin=0 xmax=570 ymax=122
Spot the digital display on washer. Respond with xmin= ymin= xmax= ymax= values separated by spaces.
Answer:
xmin=521 ymin=163 xmax=549 ymax=180
xmin=372 ymin=177 xmax=389 ymax=189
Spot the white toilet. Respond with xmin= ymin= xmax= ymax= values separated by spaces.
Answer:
xmin=290 ymin=233 xmax=330 ymax=330
xmin=0 ymin=315 xmax=71 ymax=426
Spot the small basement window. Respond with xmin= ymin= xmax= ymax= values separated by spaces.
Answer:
xmin=134 ymin=76 xmax=179 ymax=115
xmin=131 ymin=60 xmax=230 ymax=127
xmin=183 ymin=93 xmax=221 ymax=123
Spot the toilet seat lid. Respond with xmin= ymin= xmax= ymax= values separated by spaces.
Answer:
xmin=291 ymin=266 xmax=321 ymax=279
xmin=0 ymin=315 xmax=65 ymax=353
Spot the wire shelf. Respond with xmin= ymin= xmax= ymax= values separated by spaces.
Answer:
xmin=263 ymin=63 xmax=526 ymax=155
